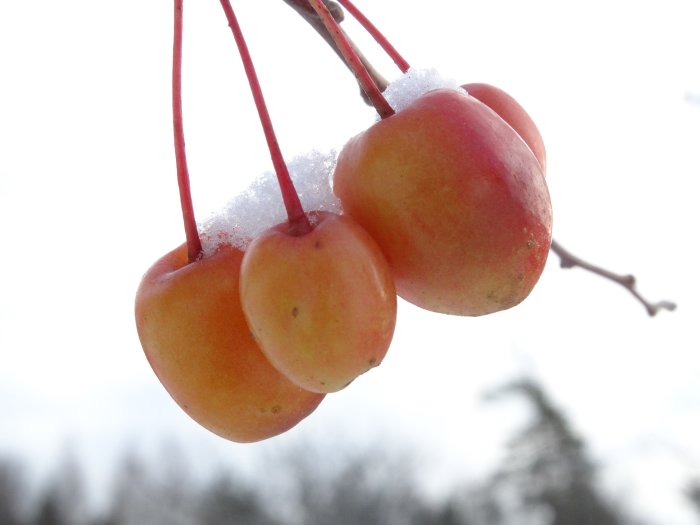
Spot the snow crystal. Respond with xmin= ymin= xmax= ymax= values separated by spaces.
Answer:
xmin=198 ymin=149 xmax=341 ymax=256
xmin=382 ymin=67 xmax=466 ymax=114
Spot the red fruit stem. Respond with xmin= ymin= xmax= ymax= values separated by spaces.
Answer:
xmin=335 ymin=0 xmax=410 ymax=73
xmin=307 ymin=0 xmax=394 ymax=119
xmin=173 ymin=0 xmax=203 ymax=263
xmin=219 ymin=0 xmax=311 ymax=235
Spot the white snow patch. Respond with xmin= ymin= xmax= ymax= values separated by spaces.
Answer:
xmin=198 ymin=149 xmax=341 ymax=256
xmin=382 ymin=67 xmax=466 ymax=114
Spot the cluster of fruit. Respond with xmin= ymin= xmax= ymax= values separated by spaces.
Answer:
xmin=134 ymin=0 xmax=552 ymax=443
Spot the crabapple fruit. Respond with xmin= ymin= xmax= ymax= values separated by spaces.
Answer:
xmin=135 ymin=243 xmax=324 ymax=443
xmin=462 ymin=82 xmax=546 ymax=172
xmin=239 ymin=211 xmax=397 ymax=393
xmin=333 ymin=88 xmax=552 ymax=316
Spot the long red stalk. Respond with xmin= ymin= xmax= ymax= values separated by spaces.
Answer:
xmin=219 ymin=0 xmax=311 ymax=235
xmin=307 ymin=0 xmax=394 ymax=119
xmin=335 ymin=0 xmax=410 ymax=73
xmin=173 ymin=0 xmax=203 ymax=262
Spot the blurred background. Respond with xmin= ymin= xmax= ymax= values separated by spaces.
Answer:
xmin=1 ymin=0 xmax=699 ymax=523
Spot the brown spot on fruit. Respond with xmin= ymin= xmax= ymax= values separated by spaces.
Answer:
xmin=291 ymin=306 xmax=299 ymax=318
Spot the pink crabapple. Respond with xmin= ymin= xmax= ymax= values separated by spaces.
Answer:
xmin=333 ymin=88 xmax=553 ymax=316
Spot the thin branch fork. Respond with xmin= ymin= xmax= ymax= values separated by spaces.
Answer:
xmin=550 ymin=240 xmax=677 ymax=316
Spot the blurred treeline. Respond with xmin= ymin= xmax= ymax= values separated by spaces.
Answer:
xmin=2 ymin=378 xmax=699 ymax=525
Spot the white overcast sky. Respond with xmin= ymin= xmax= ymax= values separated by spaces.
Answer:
xmin=1 ymin=0 xmax=700 ymax=522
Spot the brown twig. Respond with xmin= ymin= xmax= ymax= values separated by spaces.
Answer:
xmin=550 ymin=240 xmax=676 ymax=316
xmin=282 ymin=0 xmax=389 ymax=100
xmin=307 ymin=0 xmax=394 ymax=118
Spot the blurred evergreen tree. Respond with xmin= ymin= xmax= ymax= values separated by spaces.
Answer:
xmin=197 ymin=471 xmax=277 ymax=525
xmin=94 ymin=448 xmax=198 ymax=525
xmin=483 ymin=377 xmax=628 ymax=525
xmin=0 ymin=457 xmax=27 ymax=525
xmin=276 ymin=445 xmax=432 ymax=525
xmin=33 ymin=452 xmax=87 ymax=525
xmin=34 ymin=492 xmax=66 ymax=525
xmin=685 ymin=478 xmax=700 ymax=522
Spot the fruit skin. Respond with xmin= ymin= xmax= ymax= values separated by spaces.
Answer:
xmin=333 ymin=88 xmax=552 ymax=316
xmin=135 ymin=243 xmax=324 ymax=443
xmin=240 ymin=212 xmax=397 ymax=393
xmin=462 ymin=82 xmax=546 ymax=172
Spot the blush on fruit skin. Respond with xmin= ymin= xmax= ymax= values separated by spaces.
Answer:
xmin=239 ymin=212 xmax=397 ymax=394
xmin=462 ymin=82 xmax=547 ymax=173
xmin=135 ymin=243 xmax=324 ymax=443
xmin=333 ymin=88 xmax=552 ymax=317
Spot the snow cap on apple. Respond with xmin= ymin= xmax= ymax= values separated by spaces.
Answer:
xmin=198 ymin=149 xmax=341 ymax=256
xmin=382 ymin=67 xmax=466 ymax=113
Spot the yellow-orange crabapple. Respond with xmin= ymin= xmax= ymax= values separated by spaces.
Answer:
xmin=239 ymin=211 xmax=397 ymax=393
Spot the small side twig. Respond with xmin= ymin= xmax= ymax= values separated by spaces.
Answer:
xmin=550 ymin=240 xmax=677 ymax=316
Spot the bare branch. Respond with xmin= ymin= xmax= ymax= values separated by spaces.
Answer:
xmin=282 ymin=0 xmax=388 ymax=102
xmin=549 ymin=240 xmax=676 ymax=316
